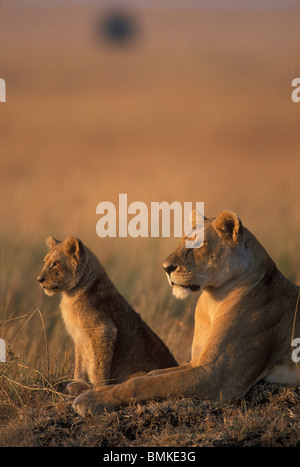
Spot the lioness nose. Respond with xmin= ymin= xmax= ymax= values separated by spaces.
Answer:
xmin=37 ymin=274 xmax=45 ymax=284
xmin=163 ymin=263 xmax=177 ymax=276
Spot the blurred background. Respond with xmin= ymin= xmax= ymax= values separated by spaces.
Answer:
xmin=0 ymin=0 xmax=299 ymax=369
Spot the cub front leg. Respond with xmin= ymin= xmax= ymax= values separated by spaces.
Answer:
xmin=88 ymin=319 xmax=118 ymax=388
xmin=67 ymin=345 xmax=91 ymax=396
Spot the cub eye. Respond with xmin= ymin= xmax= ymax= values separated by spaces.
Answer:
xmin=50 ymin=262 xmax=59 ymax=269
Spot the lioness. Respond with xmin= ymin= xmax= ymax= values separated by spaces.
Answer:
xmin=37 ymin=236 xmax=177 ymax=395
xmin=72 ymin=210 xmax=300 ymax=417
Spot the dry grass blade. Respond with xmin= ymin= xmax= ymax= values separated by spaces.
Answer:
xmin=15 ymin=363 xmax=67 ymax=400
xmin=0 ymin=373 xmax=66 ymax=401
xmin=0 ymin=375 xmax=24 ymax=406
xmin=0 ymin=314 xmax=29 ymax=327
xmin=10 ymin=309 xmax=39 ymax=349
xmin=10 ymin=307 xmax=50 ymax=378
xmin=0 ymin=381 xmax=16 ymax=406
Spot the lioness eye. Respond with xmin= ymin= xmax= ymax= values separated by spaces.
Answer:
xmin=50 ymin=262 xmax=58 ymax=268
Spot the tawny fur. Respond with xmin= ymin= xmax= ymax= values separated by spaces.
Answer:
xmin=37 ymin=236 xmax=177 ymax=395
xmin=71 ymin=210 xmax=300 ymax=417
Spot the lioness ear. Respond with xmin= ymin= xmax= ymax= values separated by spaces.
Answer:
xmin=63 ymin=236 xmax=83 ymax=260
xmin=46 ymin=236 xmax=60 ymax=250
xmin=212 ymin=211 xmax=243 ymax=244
xmin=189 ymin=210 xmax=206 ymax=230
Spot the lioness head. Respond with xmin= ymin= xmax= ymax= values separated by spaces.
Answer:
xmin=37 ymin=236 xmax=84 ymax=296
xmin=163 ymin=210 xmax=248 ymax=299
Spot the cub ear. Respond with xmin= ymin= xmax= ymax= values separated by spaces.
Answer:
xmin=212 ymin=210 xmax=243 ymax=244
xmin=63 ymin=236 xmax=83 ymax=261
xmin=46 ymin=236 xmax=60 ymax=250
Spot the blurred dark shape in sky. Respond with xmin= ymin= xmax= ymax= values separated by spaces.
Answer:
xmin=95 ymin=10 xmax=140 ymax=46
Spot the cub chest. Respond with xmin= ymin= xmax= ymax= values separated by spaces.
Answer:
xmin=60 ymin=301 xmax=91 ymax=351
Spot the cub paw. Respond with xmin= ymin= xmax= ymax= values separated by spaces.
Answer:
xmin=67 ymin=381 xmax=91 ymax=397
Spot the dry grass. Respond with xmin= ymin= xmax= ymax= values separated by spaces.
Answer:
xmin=0 ymin=2 xmax=299 ymax=447
xmin=0 ymin=352 xmax=299 ymax=447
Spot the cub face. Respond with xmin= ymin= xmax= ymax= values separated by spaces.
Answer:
xmin=163 ymin=210 xmax=247 ymax=299
xmin=37 ymin=236 xmax=83 ymax=296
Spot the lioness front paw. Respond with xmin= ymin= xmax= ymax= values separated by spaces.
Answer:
xmin=72 ymin=391 xmax=107 ymax=417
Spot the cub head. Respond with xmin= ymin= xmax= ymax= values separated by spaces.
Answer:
xmin=37 ymin=236 xmax=84 ymax=296
xmin=163 ymin=210 xmax=247 ymax=299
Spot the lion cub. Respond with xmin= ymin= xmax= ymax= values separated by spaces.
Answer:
xmin=37 ymin=236 xmax=177 ymax=395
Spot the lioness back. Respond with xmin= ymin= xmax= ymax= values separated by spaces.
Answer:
xmin=37 ymin=236 xmax=177 ymax=393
